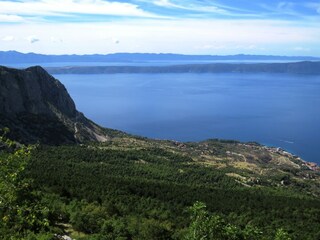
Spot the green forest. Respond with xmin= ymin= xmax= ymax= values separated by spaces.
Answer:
xmin=1 ymin=132 xmax=320 ymax=240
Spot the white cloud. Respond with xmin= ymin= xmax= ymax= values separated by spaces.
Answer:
xmin=153 ymin=0 xmax=172 ymax=7
xmin=152 ymin=0 xmax=227 ymax=14
xmin=149 ymin=0 xmax=262 ymax=18
xmin=0 ymin=0 xmax=160 ymax=19
xmin=234 ymin=44 xmax=258 ymax=50
xmin=0 ymin=14 xmax=24 ymax=22
xmin=260 ymin=2 xmax=304 ymax=19
xmin=196 ymin=44 xmax=227 ymax=50
xmin=27 ymin=36 xmax=40 ymax=44
xmin=0 ymin=19 xmax=319 ymax=56
xmin=113 ymin=38 xmax=120 ymax=44
xmin=50 ymin=37 xmax=63 ymax=43
xmin=293 ymin=47 xmax=310 ymax=52
xmin=277 ymin=2 xmax=295 ymax=11
xmin=196 ymin=44 xmax=264 ymax=51
xmin=2 ymin=35 xmax=15 ymax=42
xmin=304 ymin=2 xmax=320 ymax=11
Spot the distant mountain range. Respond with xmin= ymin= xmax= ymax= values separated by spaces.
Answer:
xmin=47 ymin=61 xmax=320 ymax=75
xmin=1 ymin=50 xmax=320 ymax=64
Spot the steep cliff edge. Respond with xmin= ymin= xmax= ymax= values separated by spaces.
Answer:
xmin=0 ymin=65 xmax=108 ymax=144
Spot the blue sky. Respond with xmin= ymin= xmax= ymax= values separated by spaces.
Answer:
xmin=1 ymin=0 xmax=320 ymax=55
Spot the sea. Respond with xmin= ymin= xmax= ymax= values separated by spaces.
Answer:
xmin=5 ymin=61 xmax=320 ymax=163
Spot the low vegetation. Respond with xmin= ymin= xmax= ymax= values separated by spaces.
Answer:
xmin=1 ymin=131 xmax=320 ymax=239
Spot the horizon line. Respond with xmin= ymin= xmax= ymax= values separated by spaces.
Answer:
xmin=1 ymin=50 xmax=320 ymax=58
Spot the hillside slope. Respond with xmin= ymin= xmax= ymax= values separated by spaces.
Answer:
xmin=0 ymin=65 xmax=108 ymax=144
xmin=25 ymin=137 xmax=320 ymax=239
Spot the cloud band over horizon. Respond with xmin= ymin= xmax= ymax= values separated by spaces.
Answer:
xmin=0 ymin=0 xmax=320 ymax=56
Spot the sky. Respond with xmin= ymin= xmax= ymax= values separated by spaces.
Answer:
xmin=0 ymin=0 xmax=320 ymax=56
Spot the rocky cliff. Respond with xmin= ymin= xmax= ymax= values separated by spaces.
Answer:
xmin=0 ymin=65 xmax=108 ymax=144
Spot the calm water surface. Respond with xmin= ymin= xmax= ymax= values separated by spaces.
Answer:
xmin=55 ymin=73 xmax=320 ymax=163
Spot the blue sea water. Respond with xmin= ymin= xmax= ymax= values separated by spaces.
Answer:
xmin=54 ymin=73 xmax=320 ymax=164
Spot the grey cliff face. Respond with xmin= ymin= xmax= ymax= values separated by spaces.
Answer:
xmin=0 ymin=66 xmax=76 ymax=117
xmin=0 ymin=65 xmax=108 ymax=144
